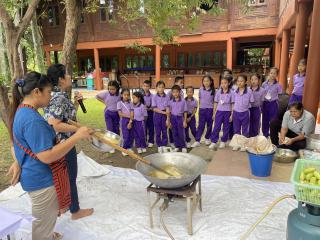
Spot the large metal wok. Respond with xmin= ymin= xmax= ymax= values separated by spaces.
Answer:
xmin=136 ymin=152 xmax=208 ymax=189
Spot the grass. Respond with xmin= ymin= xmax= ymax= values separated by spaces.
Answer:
xmin=76 ymin=98 xmax=106 ymax=128
xmin=0 ymin=98 xmax=106 ymax=192
xmin=0 ymin=121 xmax=12 ymax=191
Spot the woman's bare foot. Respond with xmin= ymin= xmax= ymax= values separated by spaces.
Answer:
xmin=71 ymin=208 xmax=94 ymax=220
xmin=53 ymin=232 xmax=63 ymax=240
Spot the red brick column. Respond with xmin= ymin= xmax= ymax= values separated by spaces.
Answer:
xmin=279 ymin=30 xmax=290 ymax=91
xmin=303 ymin=1 xmax=320 ymax=117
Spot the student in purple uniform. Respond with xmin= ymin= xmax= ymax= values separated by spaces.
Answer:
xmin=191 ymin=75 xmax=215 ymax=147
xmin=232 ymin=75 xmax=254 ymax=151
xmin=96 ymin=81 xmax=121 ymax=152
xmin=132 ymin=91 xmax=148 ymax=154
xmin=167 ymin=76 xmax=184 ymax=99
xmin=249 ymin=74 xmax=266 ymax=137
xmin=167 ymin=76 xmax=184 ymax=148
xmin=288 ymin=59 xmax=306 ymax=105
xmin=117 ymin=88 xmax=134 ymax=156
xmin=185 ymin=86 xmax=198 ymax=148
xmin=141 ymin=80 xmax=154 ymax=148
xmin=168 ymin=85 xmax=188 ymax=153
xmin=261 ymin=67 xmax=282 ymax=137
xmin=152 ymin=81 xmax=170 ymax=153
xmin=209 ymin=77 xmax=233 ymax=149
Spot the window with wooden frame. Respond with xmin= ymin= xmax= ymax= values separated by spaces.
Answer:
xmin=111 ymin=56 xmax=118 ymax=69
xmin=194 ymin=53 xmax=202 ymax=67
xmin=213 ymin=52 xmax=221 ymax=66
xmin=161 ymin=54 xmax=170 ymax=68
xmin=203 ymin=52 xmax=211 ymax=67
xmin=147 ymin=55 xmax=154 ymax=67
xmin=178 ymin=53 xmax=185 ymax=68
xmin=132 ymin=56 xmax=139 ymax=68
xmin=222 ymin=52 xmax=227 ymax=66
xmin=48 ymin=6 xmax=60 ymax=26
xmin=126 ymin=56 xmax=132 ymax=69
xmin=100 ymin=0 xmax=114 ymax=22
xmin=248 ymin=0 xmax=266 ymax=6
xmin=187 ymin=54 xmax=193 ymax=67
xmin=80 ymin=0 xmax=86 ymax=23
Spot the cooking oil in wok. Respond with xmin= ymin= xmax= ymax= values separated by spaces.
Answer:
xmin=149 ymin=164 xmax=182 ymax=179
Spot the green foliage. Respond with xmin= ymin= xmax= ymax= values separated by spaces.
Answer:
xmin=247 ymin=48 xmax=265 ymax=57
xmin=116 ymin=0 xmax=249 ymax=48
xmin=125 ymin=41 xmax=151 ymax=54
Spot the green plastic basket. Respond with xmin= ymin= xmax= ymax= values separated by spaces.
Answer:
xmin=291 ymin=159 xmax=320 ymax=206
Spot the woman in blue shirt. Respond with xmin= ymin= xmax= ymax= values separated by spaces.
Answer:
xmin=44 ymin=64 xmax=94 ymax=220
xmin=10 ymin=71 xmax=92 ymax=240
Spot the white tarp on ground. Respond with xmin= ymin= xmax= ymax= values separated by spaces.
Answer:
xmin=0 ymin=151 xmax=296 ymax=240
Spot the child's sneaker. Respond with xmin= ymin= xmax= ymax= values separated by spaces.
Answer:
xmin=148 ymin=143 xmax=154 ymax=148
xmin=158 ymin=147 xmax=163 ymax=153
xmin=205 ymin=139 xmax=211 ymax=145
xmin=142 ymin=148 xmax=147 ymax=153
xmin=122 ymin=151 xmax=128 ymax=156
xmin=232 ymin=146 xmax=239 ymax=151
xmin=182 ymin=148 xmax=187 ymax=153
xmin=191 ymin=141 xmax=200 ymax=148
xmin=186 ymin=142 xmax=191 ymax=148
xmin=137 ymin=148 xmax=142 ymax=154
xmin=173 ymin=148 xmax=179 ymax=152
xmin=219 ymin=142 xmax=226 ymax=149
xmin=240 ymin=147 xmax=246 ymax=152
xmin=208 ymin=143 xmax=217 ymax=149
xmin=109 ymin=149 xmax=115 ymax=154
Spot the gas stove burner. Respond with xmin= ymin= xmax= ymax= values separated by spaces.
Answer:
xmin=146 ymin=175 xmax=202 ymax=235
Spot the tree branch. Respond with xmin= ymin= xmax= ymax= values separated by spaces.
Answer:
xmin=0 ymin=3 xmax=15 ymax=30
xmin=17 ymin=0 xmax=41 ymax=39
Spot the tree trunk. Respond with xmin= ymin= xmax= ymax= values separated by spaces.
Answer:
xmin=0 ymin=0 xmax=41 ymax=130
xmin=30 ymin=14 xmax=45 ymax=74
xmin=61 ymin=0 xmax=82 ymax=77
xmin=0 ymin=85 xmax=10 ymax=129
xmin=4 ymin=28 xmax=24 ymax=80
xmin=14 ymin=9 xmax=26 ymax=76
xmin=0 ymin=23 xmax=10 ymax=81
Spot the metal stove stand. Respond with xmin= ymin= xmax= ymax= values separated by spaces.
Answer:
xmin=146 ymin=175 xmax=202 ymax=235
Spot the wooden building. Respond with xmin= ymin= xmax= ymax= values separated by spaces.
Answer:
xmin=41 ymin=0 xmax=278 ymax=88
xmin=41 ymin=0 xmax=320 ymax=117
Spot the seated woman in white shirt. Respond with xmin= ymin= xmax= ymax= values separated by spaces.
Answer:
xmin=270 ymin=102 xmax=316 ymax=151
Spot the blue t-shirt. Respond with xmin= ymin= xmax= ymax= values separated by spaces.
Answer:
xmin=13 ymin=107 xmax=55 ymax=192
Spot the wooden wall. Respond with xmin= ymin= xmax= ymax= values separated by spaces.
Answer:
xmin=41 ymin=0 xmax=279 ymax=46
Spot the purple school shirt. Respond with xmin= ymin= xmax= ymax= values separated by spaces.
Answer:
xmin=167 ymin=89 xmax=184 ymax=99
xmin=143 ymin=92 xmax=153 ymax=109
xmin=117 ymin=101 xmax=133 ymax=117
xmin=199 ymin=87 xmax=214 ymax=109
xmin=250 ymin=87 xmax=266 ymax=107
xmin=152 ymin=93 xmax=169 ymax=110
xmin=214 ymin=89 xmax=232 ymax=112
xmin=261 ymin=80 xmax=282 ymax=102
xmin=168 ymin=98 xmax=188 ymax=116
xmin=133 ymin=103 xmax=147 ymax=121
xmin=185 ymin=97 xmax=198 ymax=114
xmin=232 ymin=88 xmax=254 ymax=112
xmin=96 ymin=91 xmax=121 ymax=112
xmin=292 ymin=73 xmax=306 ymax=96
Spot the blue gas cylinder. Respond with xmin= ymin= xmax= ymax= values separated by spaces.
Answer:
xmin=287 ymin=202 xmax=320 ymax=240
